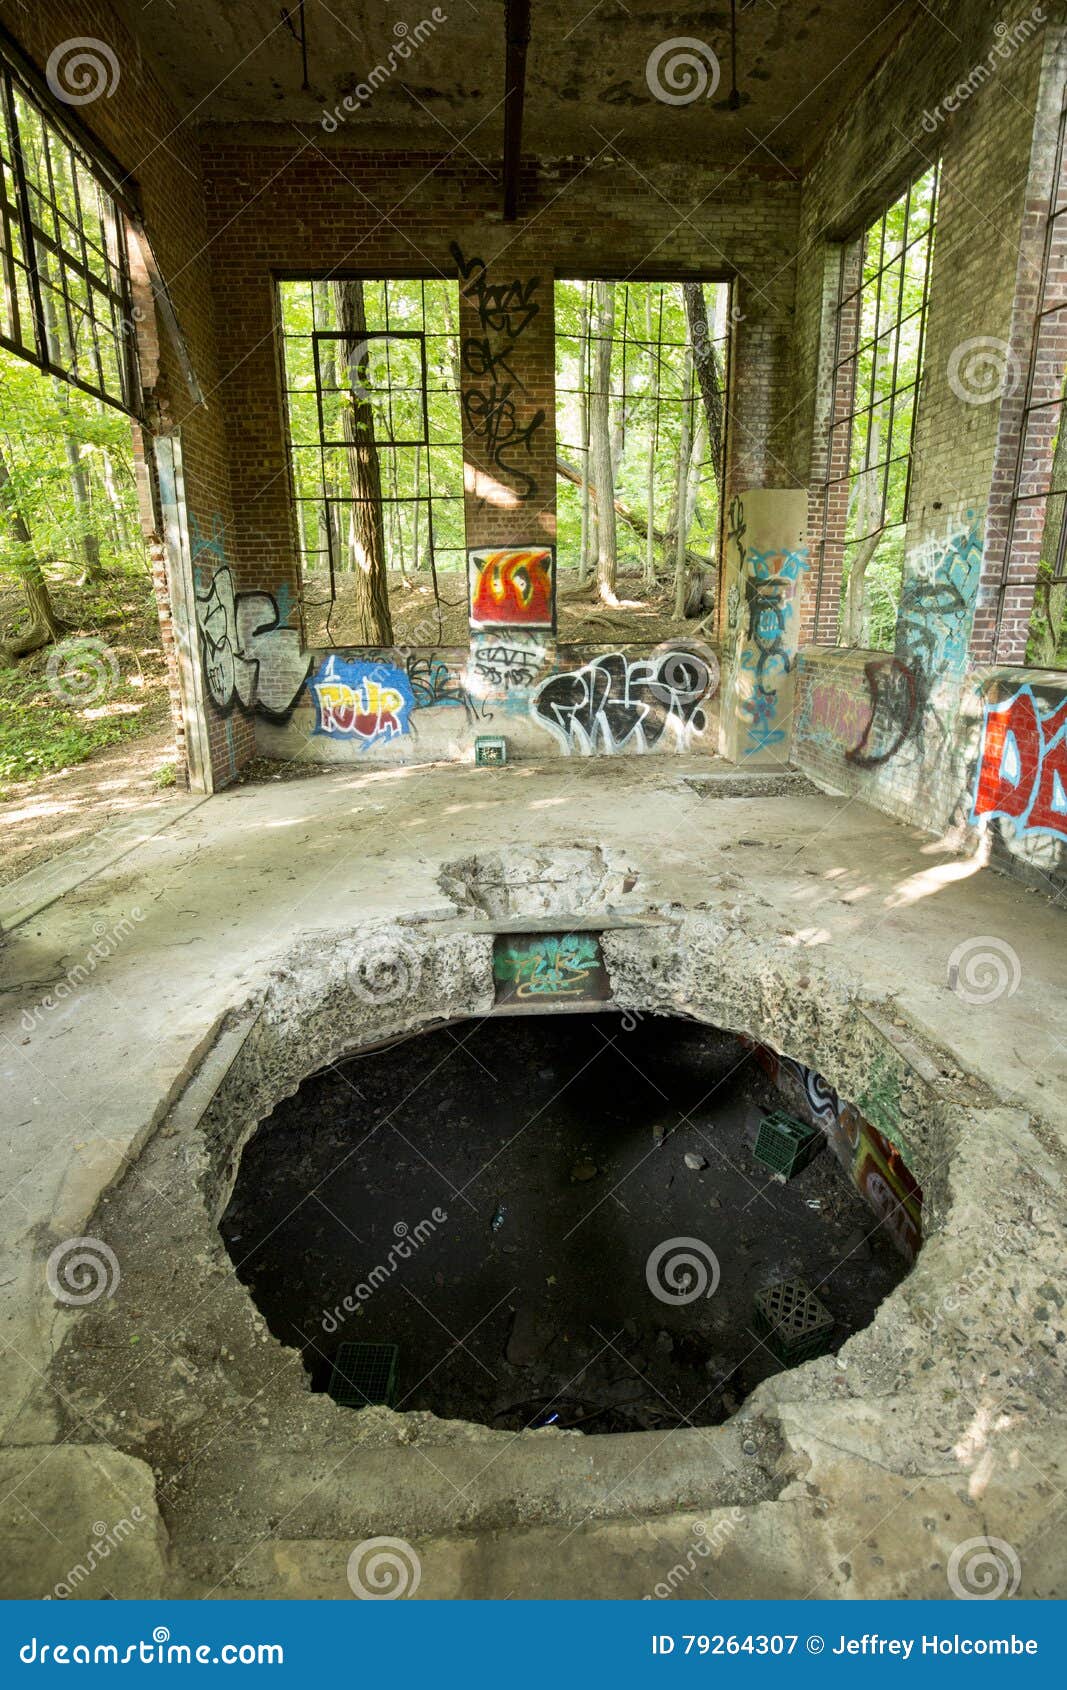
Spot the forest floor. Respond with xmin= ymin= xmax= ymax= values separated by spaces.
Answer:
xmin=0 ymin=566 xmax=176 ymax=885
xmin=304 ymin=566 xmax=709 ymax=648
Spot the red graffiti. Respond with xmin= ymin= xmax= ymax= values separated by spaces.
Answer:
xmin=973 ymin=687 xmax=1067 ymax=838
xmin=469 ymin=547 xmax=554 ymax=629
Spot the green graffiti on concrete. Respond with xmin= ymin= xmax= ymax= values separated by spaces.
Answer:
xmin=493 ymin=933 xmax=604 ymax=999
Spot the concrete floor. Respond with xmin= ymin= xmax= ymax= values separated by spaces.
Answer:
xmin=1 ymin=754 xmax=1066 ymax=1599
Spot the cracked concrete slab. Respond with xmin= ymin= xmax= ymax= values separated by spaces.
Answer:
xmin=2 ymin=757 xmax=1065 ymax=1598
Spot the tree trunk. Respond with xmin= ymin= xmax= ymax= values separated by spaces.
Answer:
xmin=334 ymin=280 xmax=392 ymax=645
xmin=644 ymin=291 xmax=658 ymax=592
xmin=0 ymin=445 xmax=65 ymax=663
xmin=577 ymin=294 xmax=591 ymax=590
xmin=673 ymin=349 xmax=694 ymax=620
xmin=64 ymin=430 xmax=104 ymax=582
xmin=556 ymin=455 xmax=712 ymax=570
xmin=684 ymin=282 xmax=725 ymax=499
xmin=590 ymin=280 xmax=617 ymax=603
xmin=841 ymin=529 xmax=884 ymax=648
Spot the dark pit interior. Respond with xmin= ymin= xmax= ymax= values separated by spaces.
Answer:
xmin=220 ymin=1015 xmax=912 ymax=1432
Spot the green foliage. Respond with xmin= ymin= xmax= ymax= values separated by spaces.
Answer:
xmin=554 ymin=279 xmax=728 ymax=573
xmin=278 ymin=279 xmax=465 ymax=578
xmin=0 ymin=662 xmax=125 ymax=785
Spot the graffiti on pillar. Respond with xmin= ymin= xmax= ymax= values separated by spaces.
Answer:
xmin=846 ymin=656 xmax=919 ymax=767
xmin=971 ymin=684 xmax=1067 ymax=839
xmin=451 ymin=241 xmax=546 ymax=501
xmin=531 ymin=646 xmax=717 ymax=755
xmin=469 ymin=633 xmax=549 ymax=691
xmin=308 ymin=654 xmax=414 ymax=745
xmin=739 ymin=544 xmax=811 ymax=754
xmin=193 ymin=529 xmax=309 ymax=722
xmin=468 ymin=546 xmax=554 ymax=630
xmin=493 ymin=932 xmax=610 ymax=1005
xmin=745 ymin=1040 xmax=922 ymax=1261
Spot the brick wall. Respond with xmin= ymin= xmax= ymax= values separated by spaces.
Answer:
xmin=0 ymin=0 xmax=253 ymax=786
xmin=196 ymin=133 xmax=801 ymax=633
xmin=789 ymin=0 xmax=1067 ymax=892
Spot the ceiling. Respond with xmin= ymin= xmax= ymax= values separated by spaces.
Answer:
xmin=112 ymin=0 xmax=920 ymax=168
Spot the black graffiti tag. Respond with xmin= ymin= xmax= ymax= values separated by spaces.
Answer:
xmin=451 ymin=241 xmax=546 ymax=501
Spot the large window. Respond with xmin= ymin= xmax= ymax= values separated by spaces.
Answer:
xmin=1002 ymin=94 xmax=1067 ymax=668
xmin=277 ymin=278 xmax=465 ymax=646
xmin=819 ymin=164 xmax=939 ymax=649
xmin=0 ymin=57 xmax=137 ymax=413
xmin=554 ymin=278 xmax=730 ymax=616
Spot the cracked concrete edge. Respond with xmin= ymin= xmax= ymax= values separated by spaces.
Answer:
xmin=0 ymin=1444 xmax=171 ymax=1600
xmin=0 ymin=794 xmax=209 ymax=936
xmin=0 ymin=1007 xmax=262 ymax=1446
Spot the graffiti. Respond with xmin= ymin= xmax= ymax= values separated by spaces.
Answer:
xmin=470 ymin=635 xmax=548 ymax=690
xmin=193 ymin=561 xmax=309 ymax=721
xmin=452 ymin=241 xmax=546 ymax=501
xmin=746 ymin=1040 xmax=921 ymax=1261
xmin=847 ymin=656 xmax=918 ymax=767
xmin=405 ymin=652 xmax=471 ymax=711
xmin=971 ymin=684 xmax=1067 ymax=840
xmin=800 ymin=675 xmax=874 ymax=758
xmin=309 ymin=655 xmax=414 ymax=744
xmin=531 ymin=647 xmax=716 ymax=756
xmin=857 ymin=1053 xmax=903 ymax=1153
xmin=739 ymin=545 xmax=810 ymax=754
xmin=880 ymin=515 xmax=982 ymax=761
xmin=492 ymin=932 xmax=610 ymax=1005
xmin=468 ymin=547 xmax=554 ymax=630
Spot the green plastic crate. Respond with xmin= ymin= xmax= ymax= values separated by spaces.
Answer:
xmin=753 ymin=1109 xmax=823 ymax=1180
xmin=475 ymin=735 xmax=507 ymax=767
xmin=753 ymin=1277 xmax=835 ymax=1366
xmin=327 ymin=1341 xmax=399 ymax=1408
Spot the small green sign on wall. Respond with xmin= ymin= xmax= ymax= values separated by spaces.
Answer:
xmin=492 ymin=932 xmax=611 ymax=1007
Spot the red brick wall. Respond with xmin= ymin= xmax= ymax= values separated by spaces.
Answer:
xmin=195 ymin=133 xmax=801 ymax=635
xmin=0 ymin=0 xmax=253 ymax=785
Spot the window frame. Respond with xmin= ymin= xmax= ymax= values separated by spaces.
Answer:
xmin=0 ymin=42 xmax=141 ymax=417
xmin=813 ymin=161 xmax=940 ymax=646
xmin=997 ymin=89 xmax=1067 ymax=665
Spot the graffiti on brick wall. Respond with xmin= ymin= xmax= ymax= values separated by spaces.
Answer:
xmin=852 ymin=516 xmax=981 ymax=767
xmin=405 ymin=652 xmax=472 ymax=713
xmin=493 ymin=932 xmax=610 ymax=1005
xmin=469 ymin=633 xmax=549 ymax=691
xmin=531 ymin=646 xmax=717 ymax=755
xmin=308 ymin=654 xmax=414 ymax=744
xmin=452 ymin=242 xmax=546 ymax=502
xmin=468 ymin=546 xmax=554 ymax=630
xmin=971 ymin=684 xmax=1067 ymax=839
xmin=739 ymin=544 xmax=810 ymax=754
xmin=193 ymin=558 xmax=309 ymax=722
xmin=798 ymin=673 xmax=876 ymax=760
xmin=747 ymin=1041 xmax=921 ymax=1261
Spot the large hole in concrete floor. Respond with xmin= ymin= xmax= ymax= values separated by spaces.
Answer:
xmin=220 ymin=1015 xmax=913 ymax=1433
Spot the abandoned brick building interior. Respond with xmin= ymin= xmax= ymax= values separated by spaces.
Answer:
xmin=0 ymin=0 xmax=1066 ymax=1610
